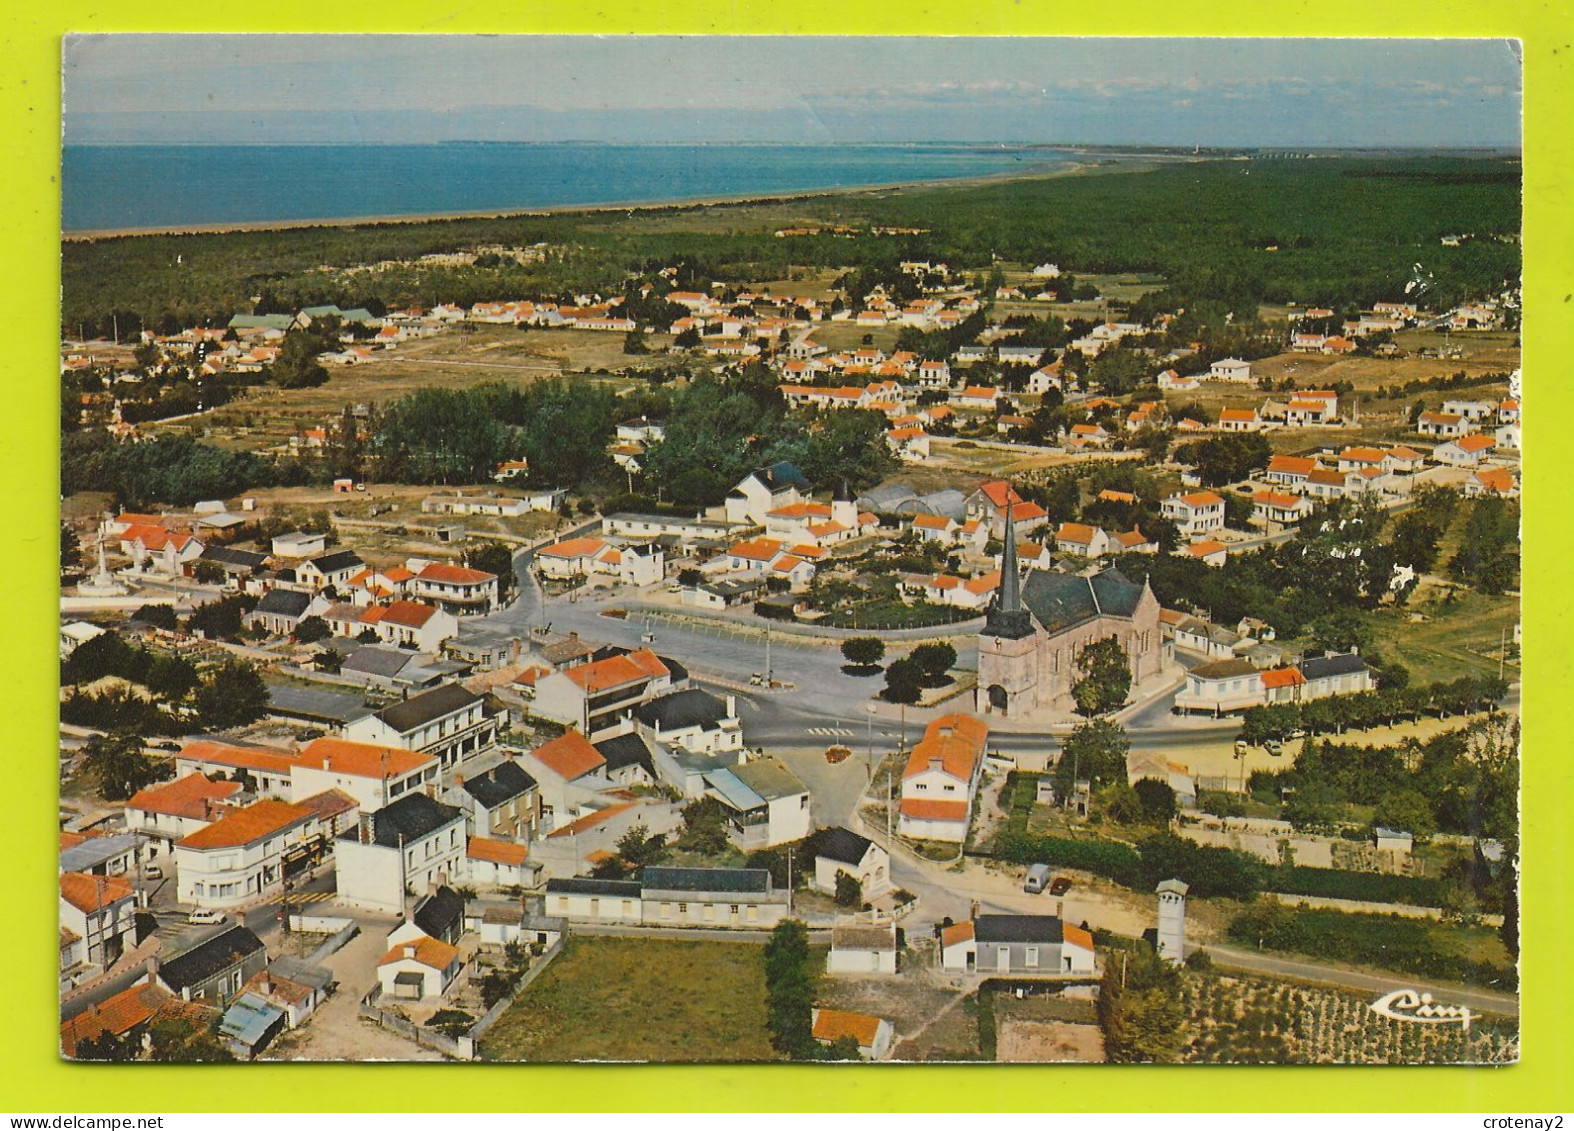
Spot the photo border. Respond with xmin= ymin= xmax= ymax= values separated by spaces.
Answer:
xmin=7 ymin=6 xmax=1569 ymax=1113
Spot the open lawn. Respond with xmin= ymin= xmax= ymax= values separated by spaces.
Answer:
xmin=479 ymin=936 xmax=779 ymax=1062
xmin=1364 ymin=589 xmax=1520 ymax=685
xmin=1249 ymin=338 xmax=1518 ymax=398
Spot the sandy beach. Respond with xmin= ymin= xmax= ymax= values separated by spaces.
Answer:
xmin=61 ymin=150 xmax=1190 ymax=242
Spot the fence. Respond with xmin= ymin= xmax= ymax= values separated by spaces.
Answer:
xmin=464 ymin=936 xmax=566 ymax=1048
xmin=292 ymin=916 xmax=358 ymax=965
xmin=359 ymin=985 xmax=474 ymax=1060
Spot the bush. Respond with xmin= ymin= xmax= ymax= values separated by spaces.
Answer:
xmin=1264 ymin=865 xmax=1447 ymax=908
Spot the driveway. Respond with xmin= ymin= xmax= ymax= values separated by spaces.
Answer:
xmin=263 ymin=914 xmax=444 ymax=1062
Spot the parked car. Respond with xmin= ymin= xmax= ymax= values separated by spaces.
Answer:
xmin=1048 ymin=876 xmax=1073 ymax=897
xmin=1023 ymin=863 xmax=1052 ymax=894
xmin=187 ymin=909 xmax=225 ymax=925
xmin=143 ymin=865 xmax=163 ymax=881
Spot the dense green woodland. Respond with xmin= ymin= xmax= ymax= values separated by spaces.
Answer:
xmin=62 ymin=157 xmax=1520 ymax=336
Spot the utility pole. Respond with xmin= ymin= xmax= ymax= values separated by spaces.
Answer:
xmin=786 ymin=846 xmax=794 ymax=917
xmin=764 ymin=621 xmax=772 ymax=687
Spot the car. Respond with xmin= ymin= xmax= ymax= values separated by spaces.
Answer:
xmin=1023 ymin=863 xmax=1052 ymax=894
xmin=187 ymin=909 xmax=225 ymax=925
xmin=143 ymin=865 xmax=164 ymax=881
xmin=1048 ymin=877 xmax=1073 ymax=897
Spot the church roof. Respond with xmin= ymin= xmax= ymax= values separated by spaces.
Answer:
xmin=1020 ymin=567 xmax=1146 ymax=635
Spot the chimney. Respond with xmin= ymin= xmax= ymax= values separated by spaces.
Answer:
xmin=726 ymin=694 xmax=737 ymax=718
xmin=454 ymin=774 xmax=464 ymax=789
xmin=509 ymin=637 xmax=522 ymax=663
xmin=258 ymin=976 xmax=272 ymax=995
xmin=358 ymin=812 xmax=373 ymax=845
xmin=1056 ymin=899 xmax=1064 ymax=920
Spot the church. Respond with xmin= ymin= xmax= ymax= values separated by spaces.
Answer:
xmin=975 ymin=508 xmax=1167 ymax=718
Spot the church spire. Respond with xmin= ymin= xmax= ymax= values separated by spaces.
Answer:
xmin=984 ymin=496 xmax=1034 ymax=639
xmin=999 ymin=500 xmax=1022 ymax=614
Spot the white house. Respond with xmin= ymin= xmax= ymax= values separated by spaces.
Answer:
xmin=342 ymin=683 xmax=496 ymax=773
xmin=826 ymin=926 xmax=899 ymax=976
xmin=702 ymin=757 xmax=810 ymax=850
xmin=334 ymin=794 xmax=468 ymax=914
xmin=377 ymin=934 xmax=462 ymax=1001
xmin=811 ymin=1008 xmax=896 ymax=1060
xmin=1208 ymin=358 xmax=1253 ymax=384
xmin=813 ymin=827 xmax=891 ymax=898
xmin=725 ymin=463 xmax=810 ymax=526
xmin=940 ymin=915 xmax=1097 ymax=975
xmin=174 ymin=800 xmax=323 ymax=910
xmin=1162 ymin=491 xmax=1226 ymax=539
xmin=898 ymin=714 xmax=988 ymax=843
xmin=59 ymin=872 xmax=138 ymax=971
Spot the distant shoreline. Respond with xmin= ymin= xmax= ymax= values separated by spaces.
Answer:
xmin=61 ymin=151 xmax=1188 ymax=242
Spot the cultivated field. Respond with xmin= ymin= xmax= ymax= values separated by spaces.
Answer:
xmin=479 ymin=936 xmax=778 ymax=1062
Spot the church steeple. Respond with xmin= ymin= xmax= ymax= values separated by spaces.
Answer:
xmin=984 ymin=499 xmax=1034 ymax=639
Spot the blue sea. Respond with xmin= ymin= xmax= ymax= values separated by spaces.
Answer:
xmin=61 ymin=143 xmax=1076 ymax=233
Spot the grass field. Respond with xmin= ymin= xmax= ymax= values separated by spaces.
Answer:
xmin=1364 ymin=589 xmax=1520 ymax=685
xmin=479 ymin=936 xmax=779 ymax=1062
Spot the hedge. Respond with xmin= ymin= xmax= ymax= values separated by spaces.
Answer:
xmin=1264 ymin=865 xmax=1447 ymax=909
xmin=994 ymin=831 xmax=1143 ymax=887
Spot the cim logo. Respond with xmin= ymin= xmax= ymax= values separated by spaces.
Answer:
xmin=1369 ymin=989 xmax=1472 ymax=1031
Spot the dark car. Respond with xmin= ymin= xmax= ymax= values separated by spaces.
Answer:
xmin=1048 ymin=876 xmax=1073 ymax=897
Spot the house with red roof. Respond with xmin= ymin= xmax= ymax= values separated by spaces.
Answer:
xmin=60 ymin=872 xmax=138 ymax=971
xmin=1417 ymin=410 xmax=1472 ymax=439
xmin=1467 ymin=466 xmax=1519 ymax=498
xmin=289 ymin=737 xmax=440 ymax=811
xmin=1161 ymin=491 xmax=1226 ymax=539
xmin=965 ymin=479 xmax=1049 ymax=538
xmin=321 ymin=598 xmax=459 ymax=652
xmin=531 ymin=648 xmax=674 ymax=740
xmin=811 ymin=1007 xmax=895 ymax=1060
xmin=1252 ymin=490 xmax=1314 ymax=526
xmin=1218 ymin=407 xmax=1262 ymax=433
xmin=175 ymin=739 xmax=303 ymax=797
xmin=516 ymin=730 xmax=610 ymax=826
xmin=1054 ymin=522 xmax=1111 ymax=559
xmin=899 ymin=714 xmax=989 ymax=843
xmin=1431 ymin=432 xmax=1496 ymax=468
xmin=125 ymin=773 xmax=245 ymax=859
xmin=174 ymin=799 xmax=323 ymax=909
xmin=377 ymin=933 xmax=463 ymax=1001
xmin=1183 ymin=539 xmax=1230 ymax=568
xmin=406 ymin=557 xmax=500 ymax=615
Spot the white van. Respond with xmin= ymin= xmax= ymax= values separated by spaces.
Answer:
xmin=1023 ymin=863 xmax=1053 ymax=894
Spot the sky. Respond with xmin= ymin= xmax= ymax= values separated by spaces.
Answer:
xmin=63 ymin=36 xmax=1522 ymax=149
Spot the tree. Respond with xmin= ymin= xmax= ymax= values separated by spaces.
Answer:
xmin=615 ymin=824 xmax=667 ymax=868
xmin=677 ymin=567 xmax=704 ymax=588
xmin=193 ymin=658 xmax=269 ymax=730
xmin=1283 ymin=779 xmax=1342 ymax=834
xmin=678 ymin=797 xmax=731 ymax=855
xmin=1053 ymin=718 xmax=1131 ymax=799
xmin=84 ymin=732 xmax=167 ymax=801
xmin=192 ymin=559 xmax=225 ymax=586
xmin=1134 ymin=778 xmax=1177 ymax=823
xmin=762 ymin=920 xmax=817 ymax=1059
xmin=293 ymin=616 xmax=329 ymax=644
xmin=1372 ymin=788 xmax=1438 ymax=844
xmin=908 ymin=641 xmax=957 ymax=687
xmin=1097 ymin=945 xmax=1186 ymax=1063
xmin=881 ymin=657 xmax=924 ymax=705
xmin=841 ymin=636 xmax=885 ymax=673
xmin=356 ymin=627 xmax=380 ymax=644
xmin=61 ymin=523 xmax=81 ymax=577
xmin=1307 ymin=609 xmax=1372 ymax=655
xmin=463 ymin=541 xmax=517 ymax=601
xmin=1071 ymin=635 xmax=1132 ymax=717
xmin=834 ymin=871 xmax=863 ymax=909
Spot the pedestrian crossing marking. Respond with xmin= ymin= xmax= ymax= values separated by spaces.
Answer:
xmin=262 ymin=889 xmax=335 ymax=906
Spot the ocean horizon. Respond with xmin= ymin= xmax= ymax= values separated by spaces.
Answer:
xmin=61 ymin=142 xmax=1079 ymax=233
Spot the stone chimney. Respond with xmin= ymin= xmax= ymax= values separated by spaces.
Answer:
xmin=509 ymin=637 xmax=522 ymax=663
xmin=358 ymin=812 xmax=373 ymax=845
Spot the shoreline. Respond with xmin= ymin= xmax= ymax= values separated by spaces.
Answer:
xmin=62 ymin=151 xmax=1190 ymax=242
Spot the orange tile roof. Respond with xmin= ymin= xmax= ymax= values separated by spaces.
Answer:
xmin=912 ymin=514 xmax=952 ymax=530
xmin=1308 ymin=468 xmax=1348 ymax=486
xmin=562 ymin=648 xmax=668 ymax=693
xmin=941 ymin=920 xmax=976 ymax=948
xmin=115 ymin=512 xmax=164 ymax=527
xmin=1219 ymin=408 xmax=1257 ymax=422
xmin=963 ymin=571 xmax=1001 ymax=595
xmin=903 ymin=713 xmax=988 ymax=782
xmin=772 ymin=555 xmax=807 ymax=574
xmin=728 ymin=537 xmax=785 ymax=562
xmin=1339 ymin=447 xmax=1389 ymax=463
xmin=418 ymin=561 xmax=494 ymax=584
xmin=813 ymin=1008 xmax=884 ymax=1047
xmin=1474 ymin=467 xmax=1517 ymax=493
xmin=1179 ymin=491 xmax=1225 ymax=507
xmin=1252 ymin=490 xmax=1302 ymax=508
xmin=1260 ymin=667 xmax=1306 ymax=689
xmin=767 ymin=501 xmax=832 ymax=519
xmin=1268 ymin=455 xmax=1317 ymax=475
xmin=380 ymin=934 xmax=459 ymax=971
xmin=1453 ymin=433 xmax=1495 ymax=453
xmin=60 ymin=872 xmax=135 ymax=914
xmin=529 ymin=730 xmax=606 ymax=780
xmin=1062 ymin=924 xmax=1095 ymax=952
xmin=546 ymin=802 xmax=636 ymax=838
xmin=977 ymin=479 xmax=1024 ymax=509
xmin=1187 ymin=540 xmax=1228 ymax=558
xmin=1056 ymin=522 xmax=1099 ymax=544
xmin=539 ymin=536 xmax=606 ymax=559
xmin=900 ymin=798 xmax=971 ymax=821
xmin=1006 ymin=501 xmax=1046 ymax=521
xmin=1098 ymin=490 xmax=1138 ymax=504
xmin=296 ymin=788 xmax=360 ymax=821
xmin=1113 ymin=528 xmax=1152 ymax=548
xmin=790 ymin=544 xmax=828 ymax=559
xmin=179 ymin=739 xmax=302 ymax=776
xmin=127 ymin=773 xmax=244 ymax=821
xmin=1387 ymin=446 xmax=1425 ymax=460
xmin=378 ymin=600 xmax=439 ymax=629
xmin=299 ymin=737 xmax=436 ymax=780
xmin=468 ymin=837 xmax=530 ymax=865
xmin=60 ymin=983 xmax=173 ymax=1058
xmin=178 ymin=799 xmax=315 ymax=850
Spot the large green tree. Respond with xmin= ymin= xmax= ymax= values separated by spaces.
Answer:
xmin=1097 ymin=945 xmax=1186 ymax=1063
xmin=1053 ymin=718 xmax=1131 ymax=799
xmin=1071 ymin=635 xmax=1132 ymax=717
xmin=193 ymin=658 xmax=269 ymax=731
